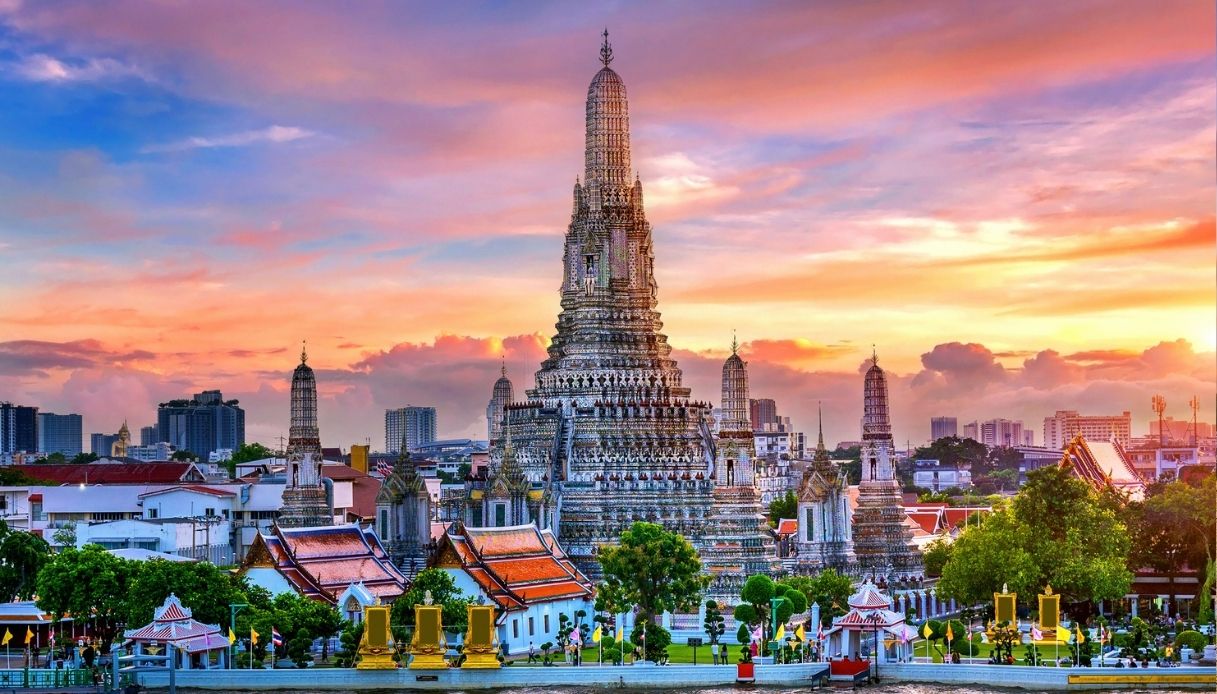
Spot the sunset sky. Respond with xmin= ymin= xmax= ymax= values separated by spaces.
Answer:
xmin=1 ymin=1 xmax=1213 ymax=449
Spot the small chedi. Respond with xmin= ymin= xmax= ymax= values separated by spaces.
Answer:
xmin=355 ymin=603 xmax=396 ymax=670
xmin=408 ymin=590 xmax=448 ymax=670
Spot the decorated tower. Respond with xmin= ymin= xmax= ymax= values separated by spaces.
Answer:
xmin=851 ymin=350 xmax=920 ymax=579
xmin=375 ymin=431 xmax=432 ymax=577
xmin=486 ymin=360 xmax=514 ymax=445
xmin=794 ymin=405 xmax=854 ymax=572
xmin=703 ymin=337 xmax=780 ymax=599
xmin=487 ymin=33 xmax=775 ymax=580
xmin=279 ymin=343 xmax=332 ymax=528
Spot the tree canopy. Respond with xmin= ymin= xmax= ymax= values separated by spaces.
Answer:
xmin=597 ymin=522 xmax=707 ymax=623
xmin=732 ymin=574 xmax=807 ymax=646
xmin=36 ymin=545 xmax=134 ymax=644
xmin=766 ymin=490 xmax=797 ymax=527
xmin=227 ymin=443 xmax=276 ymax=477
xmin=913 ymin=437 xmax=988 ymax=472
xmin=779 ymin=569 xmax=851 ymax=625
xmin=0 ymin=520 xmax=49 ymax=602
xmin=937 ymin=465 xmax=1132 ymax=617
xmin=390 ymin=567 xmax=472 ymax=634
xmin=124 ymin=559 xmax=246 ymax=628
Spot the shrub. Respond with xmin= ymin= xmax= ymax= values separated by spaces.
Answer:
xmin=1174 ymin=630 xmax=1207 ymax=653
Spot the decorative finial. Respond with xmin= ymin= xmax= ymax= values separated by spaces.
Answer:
xmin=730 ymin=329 xmax=738 ymax=356
xmin=871 ymin=344 xmax=877 ymax=366
xmin=301 ymin=340 xmax=308 ymax=365
xmin=501 ymin=356 xmax=507 ymax=378
xmin=600 ymin=28 xmax=613 ymax=67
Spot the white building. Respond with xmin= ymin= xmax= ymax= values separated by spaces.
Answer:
xmin=912 ymin=459 xmax=972 ymax=491
xmin=1043 ymin=410 xmax=1132 ymax=450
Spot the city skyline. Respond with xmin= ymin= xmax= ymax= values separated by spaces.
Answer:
xmin=0 ymin=2 xmax=1214 ymax=447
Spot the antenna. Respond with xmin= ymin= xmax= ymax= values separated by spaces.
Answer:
xmin=1151 ymin=395 xmax=1166 ymax=447
xmin=1189 ymin=395 xmax=1200 ymax=447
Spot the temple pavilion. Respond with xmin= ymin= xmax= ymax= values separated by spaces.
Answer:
xmin=123 ymin=594 xmax=229 ymax=669
xmin=822 ymin=580 xmax=915 ymax=664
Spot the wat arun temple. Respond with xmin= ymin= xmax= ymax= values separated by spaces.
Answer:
xmin=463 ymin=33 xmax=919 ymax=597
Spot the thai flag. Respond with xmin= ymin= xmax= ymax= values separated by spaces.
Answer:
xmin=271 ymin=627 xmax=283 ymax=647
xmin=376 ymin=460 xmax=393 ymax=478
xmin=1032 ymin=626 xmax=1043 ymax=641
xmin=817 ymin=623 xmax=825 ymax=641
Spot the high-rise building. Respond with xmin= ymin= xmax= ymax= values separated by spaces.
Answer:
xmin=930 ymin=416 xmax=957 ymax=441
xmin=37 ymin=412 xmax=82 ymax=457
xmin=486 ymin=363 xmax=514 ymax=445
xmin=1043 ymin=410 xmax=1131 ymax=450
xmin=961 ymin=421 xmax=979 ymax=441
xmin=385 ymin=406 xmax=437 ymax=454
xmin=1022 ymin=430 xmax=1035 ymax=446
xmin=852 ymin=351 xmax=921 ymax=579
xmin=157 ymin=391 xmax=245 ymax=462
xmin=978 ymin=418 xmax=1026 ymax=448
xmin=90 ymin=432 xmax=119 ymax=456
xmin=749 ymin=398 xmax=778 ymax=432
xmin=0 ymin=403 xmax=38 ymax=454
xmin=139 ymin=425 xmax=158 ymax=446
xmin=483 ymin=33 xmax=775 ymax=594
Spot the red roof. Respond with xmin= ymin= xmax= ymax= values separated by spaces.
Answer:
xmin=437 ymin=525 xmax=594 ymax=613
xmin=139 ymin=485 xmax=236 ymax=499
xmin=249 ymin=523 xmax=407 ymax=605
xmin=124 ymin=594 xmax=224 ymax=651
xmin=775 ymin=518 xmax=798 ymax=536
xmin=11 ymin=463 xmax=200 ymax=485
xmin=904 ymin=510 xmax=941 ymax=534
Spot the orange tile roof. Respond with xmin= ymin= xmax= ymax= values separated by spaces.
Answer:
xmin=243 ymin=523 xmax=406 ymax=605
xmin=775 ymin=518 xmax=798 ymax=536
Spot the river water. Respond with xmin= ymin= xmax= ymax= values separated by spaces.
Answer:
xmin=180 ymin=681 xmax=1197 ymax=686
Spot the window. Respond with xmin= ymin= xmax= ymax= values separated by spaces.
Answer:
xmin=148 ymin=507 xmax=159 ymax=519
xmin=528 ymin=617 xmax=534 ymax=636
xmin=512 ymin=620 xmax=519 ymax=639
xmin=379 ymin=510 xmax=389 ymax=538
xmin=204 ymin=507 xmax=216 ymax=518
xmin=91 ymin=512 xmax=125 ymax=521
xmin=31 ymin=503 xmax=44 ymax=522
xmin=494 ymin=504 xmax=506 ymax=528
xmin=804 ymin=507 xmax=814 ymax=542
xmin=543 ymin=614 xmax=549 ymax=633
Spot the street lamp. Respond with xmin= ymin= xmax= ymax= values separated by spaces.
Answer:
xmin=868 ymin=611 xmax=881 ymax=683
xmin=229 ymin=603 xmax=248 ymax=669
xmin=769 ymin=596 xmax=783 ymax=660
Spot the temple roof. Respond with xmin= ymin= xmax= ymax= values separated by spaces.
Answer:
xmin=1060 ymin=434 xmax=1145 ymax=500
xmin=435 ymin=524 xmax=594 ymax=613
xmin=124 ymin=593 xmax=225 ymax=652
xmin=847 ymin=579 xmax=892 ymax=610
xmin=241 ymin=523 xmax=407 ymax=605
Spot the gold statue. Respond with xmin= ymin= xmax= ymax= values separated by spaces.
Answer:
xmin=355 ymin=604 xmax=397 ymax=670
xmin=408 ymin=594 xmax=447 ymax=669
xmin=461 ymin=605 xmax=500 ymax=669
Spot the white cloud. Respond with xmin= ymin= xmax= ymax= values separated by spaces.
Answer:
xmin=141 ymin=126 xmax=316 ymax=154
xmin=10 ymin=53 xmax=148 ymax=83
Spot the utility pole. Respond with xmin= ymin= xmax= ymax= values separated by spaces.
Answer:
xmin=1189 ymin=395 xmax=1200 ymax=447
xmin=1151 ymin=395 xmax=1166 ymax=447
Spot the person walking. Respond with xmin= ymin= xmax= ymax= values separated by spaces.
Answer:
xmin=527 ymin=641 xmax=537 ymax=664
xmin=711 ymin=641 xmax=719 ymax=665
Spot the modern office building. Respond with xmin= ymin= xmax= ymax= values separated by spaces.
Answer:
xmin=930 ymin=416 xmax=957 ymax=441
xmin=36 ymin=412 xmax=82 ymax=457
xmin=139 ymin=425 xmax=159 ymax=446
xmin=156 ymin=390 xmax=245 ymax=462
xmin=90 ymin=432 xmax=120 ymax=456
xmin=0 ymin=403 xmax=38 ymax=455
xmin=749 ymin=398 xmax=778 ymax=432
xmin=1043 ymin=410 xmax=1132 ymax=450
xmin=978 ymin=418 xmax=1027 ymax=448
xmin=385 ymin=406 xmax=437 ymax=453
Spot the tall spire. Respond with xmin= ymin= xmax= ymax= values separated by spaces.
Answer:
xmin=501 ymin=356 xmax=507 ymax=378
xmin=731 ymin=329 xmax=738 ymax=356
xmin=301 ymin=340 xmax=308 ymax=365
xmin=600 ymin=28 xmax=613 ymax=67
xmin=871 ymin=344 xmax=877 ymax=367
xmin=817 ymin=402 xmax=825 ymax=450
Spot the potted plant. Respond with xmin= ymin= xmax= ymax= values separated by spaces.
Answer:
xmin=737 ymin=645 xmax=755 ymax=682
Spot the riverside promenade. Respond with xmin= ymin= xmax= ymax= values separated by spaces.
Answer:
xmin=131 ymin=662 xmax=1217 ymax=691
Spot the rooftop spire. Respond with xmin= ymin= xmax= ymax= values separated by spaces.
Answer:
xmin=817 ymin=402 xmax=825 ymax=449
xmin=731 ymin=329 xmax=738 ymax=356
xmin=301 ymin=340 xmax=308 ymax=365
xmin=871 ymin=344 xmax=877 ymax=366
xmin=501 ymin=356 xmax=507 ymax=378
xmin=600 ymin=28 xmax=613 ymax=67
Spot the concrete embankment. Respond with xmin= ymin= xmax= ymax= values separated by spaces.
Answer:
xmin=137 ymin=661 xmax=826 ymax=690
xmin=881 ymin=663 xmax=1216 ymax=690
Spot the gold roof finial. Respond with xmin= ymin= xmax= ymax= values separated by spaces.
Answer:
xmin=301 ymin=340 xmax=308 ymax=365
xmin=501 ymin=355 xmax=507 ymax=378
xmin=731 ymin=329 xmax=738 ymax=356
xmin=600 ymin=28 xmax=613 ymax=67
xmin=872 ymin=344 xmax=878 ymax=366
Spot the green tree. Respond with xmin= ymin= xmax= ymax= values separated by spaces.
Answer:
xmin=50 ymin=522 xmax=76 ymax=548
xmin=334 ymin=620 xmax=364 ymax=667
xmin=596 ymin=522 xmax=707 ymax=623
xmin=35 ymin=545 xmax=134 ymax=645
xmin=390 ymin=567 xmax=472 ymax=635
xmin=37 ymin=452 xmax=68 ymax=464
xmin=171 ymin=450 xmax=198 ymax=462
xmin=766 ymin=490 xmax=797 ymax=527
xmin=831 ymin=446 xmax=862 ymax=484
xmin=630 ymin=619 xmax=671 ymax=662
xmin=69 ymin=452 xmax=99 ymax=465
xmin=0 ymin=520 xmax=50 ymax=601
xmin=914 ymin=437 xmax=988 ymax=473
xmin=227 ymin=442 xmax=275 ymax=477
xmin=937 ymin=465 xmax=1133 ymax=621
xmin=922 ymin=539 xmax=953 ymax=578
xmin=123 ymin=559 xmax=245 ymax=627
xmin=732 ymin=574 xmax=802 ymax=650
xmin=703 ymin=599 xmax=725 ymax=645
xmin=780 ymin=569 xmax=852 ymax=625
xmin=245 ymin=592 xmax=342 ymax=664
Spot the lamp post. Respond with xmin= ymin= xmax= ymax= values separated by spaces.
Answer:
xmin=769 ymin=597 xmax=782 ymax=661
xmin=869 ymin=611 xmax=881 ymax=683
xmin=229 ymin=603 xmax=248 ymax=669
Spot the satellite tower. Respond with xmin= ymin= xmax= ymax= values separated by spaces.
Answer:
xmin=1151 ymin=394 xmax=1166 ymax=447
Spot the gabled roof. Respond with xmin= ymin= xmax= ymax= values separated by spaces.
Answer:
xmin=240 ymin=523 xmax=407 ymax=605
xmin=138 ymin=485 xmax=236 ymax=499
xmin=10 ymin=463 xmax=202 ymax=485
xmin=124 ymin=593 xmax=224 ymax=652
xmin=775 ymin=518 xmax=798 ymax=536
xmin=434 ymin=524 xmax=594 ymax=613
xmin=1061 ymin=435 xmax=1145 ymax=500
xmin=847 ymin=579 xmax=891 ymax=610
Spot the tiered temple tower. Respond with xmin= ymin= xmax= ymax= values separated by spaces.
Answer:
xmin=704 ymin=338 xmax=781 ymax=599
xmin=279 ymin=344 xmax=332 ymax=528
xmin=851 ymin=351 xmax=920 ymax=579
xmin=489 ymin=33 xmax=774 ymax=581
xmin=486 ymin=361 xmax=514 ymax=445
xmin=794 ymin=405 xmax=854 ymax=572
xmin=375 ymin=429 xmax=432 ymax=577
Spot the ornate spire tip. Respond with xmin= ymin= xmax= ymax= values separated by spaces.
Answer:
xmin=301 ymin=340 xmax=308 ymax=364
xmin=599 ymin=28 xmax=613 ymax=67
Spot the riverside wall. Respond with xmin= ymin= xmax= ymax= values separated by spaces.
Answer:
xmin=881 ymin=663 xmax=1216 ymax=690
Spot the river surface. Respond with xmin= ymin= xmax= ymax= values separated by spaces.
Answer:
xmin=184 ymin=688 xmax=1201 ymax=694
xmin=177 ymin=681 xmax=1197 ymax=686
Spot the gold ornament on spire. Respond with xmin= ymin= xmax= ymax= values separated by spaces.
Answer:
xmin=599 ymin=28 xmax=613 ymax=67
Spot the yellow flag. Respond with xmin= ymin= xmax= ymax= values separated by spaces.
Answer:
xmin=1058 ymin=629 xmax=1070 ymax=643
xmin=592 ymin=626 xmax=602 ymax=643
xmin=1 ymin=629 xmax=10 ymax=646
xmin=946 ymin=623 xmax=954 ymax=642
xmin=774 ymin=624 xmax=785 ymax=641
xmin=24 ymin=628 xmax=32 ymax=645
xmin=227 ymin=628 xmax=237 ymax=645
xmin=1075 ymin=625 xmax=1085 ymax=644
xmin=921 ymin=622 xmax=932 ymax=639
xmin=794 ymin=624 xmax=805 ymax=642
xmin=614 ymin=628 xmax=622 ymax=644
xmin=250 ymin=627 xmax=259 ymax=646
